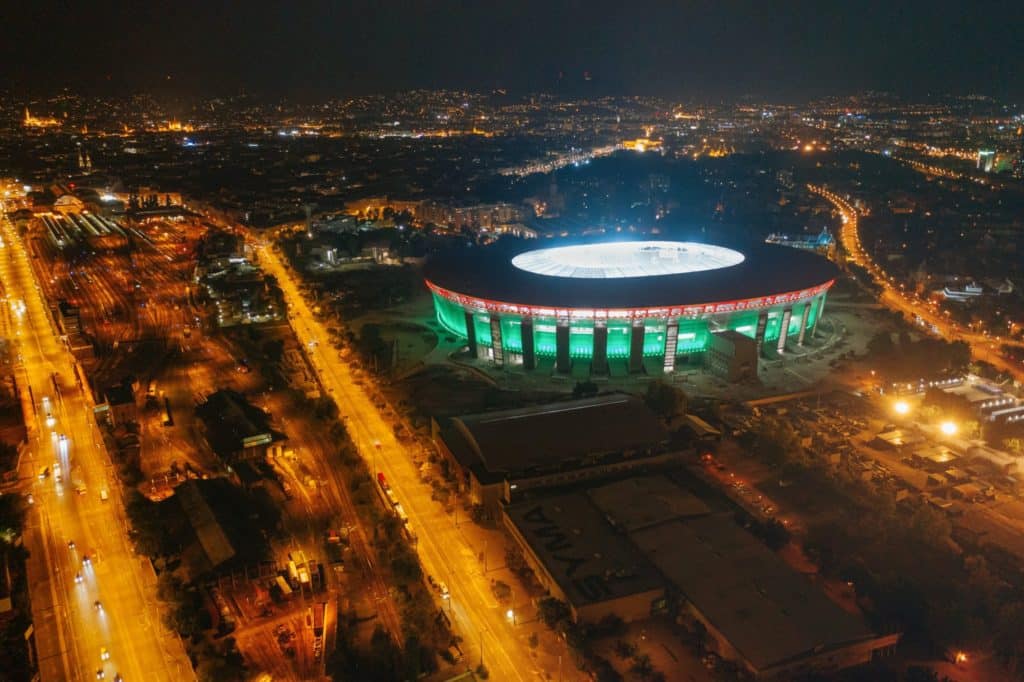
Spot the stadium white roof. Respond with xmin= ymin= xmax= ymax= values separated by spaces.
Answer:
xmin=510 ymin=241 xmax=745 ymax=279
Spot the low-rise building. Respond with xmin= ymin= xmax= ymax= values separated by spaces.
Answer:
xmin=503 ymin=474 xmax=899 ymax=678
xmin=633 ymin=513 xmax=899 ymax=678
xmin=503 ymin=492 xmax=665 ymax=624
xmin=432 ymin=395 xmax=676 ymax=516
xmin=706 ymin=330 xmax=758 ymax=381
xmin=196 ymin=390 xmax=278 ymax=462
xmin=102 ymin=380 xmax=137 ymax=426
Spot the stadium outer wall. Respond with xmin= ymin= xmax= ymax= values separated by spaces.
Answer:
xmin=426 ymin=278 xmax=833 ymax=373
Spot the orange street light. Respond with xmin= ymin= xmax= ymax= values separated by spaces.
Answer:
xmin=940 ymin=421 xmax=958 ymax=436
xmin=893 ymin=400 xmax=910 ymax=416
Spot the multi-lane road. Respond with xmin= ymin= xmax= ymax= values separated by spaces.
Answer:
xmin=0 ymin=203 xmax=193 ymax=682
xmin=809 ymin=184 xmax=1024 ymax=382
xmin=255 ymin=241 xmax=550 ymax=681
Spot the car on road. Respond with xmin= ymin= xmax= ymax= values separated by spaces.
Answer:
xmin=100 ymin=489 xmax=108 ymax=501
xmin=67 ymin=539 xmax=75 ymax=550
xmin=439 ymin=582 xmax=450 ymax=599
xmin=75 ymin=572 xmax=83 ymax=584
xmin=38 ymin=466 xmax=49 ymax=480
xmin=100 ymin=647 xmax=110 ymax=661
xmin=96 ymin=669 xmax=105 ymax=680
xmin=93 ymin=600 xmax=102 ymax=611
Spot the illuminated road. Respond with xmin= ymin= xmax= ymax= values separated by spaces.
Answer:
xmin=256 ymin=242 xmax=545 ymax=681
xmin=0 ymin=202 xmax=194 ymax=682
xmin=808 ymin=185 xmax=1024 ymax=382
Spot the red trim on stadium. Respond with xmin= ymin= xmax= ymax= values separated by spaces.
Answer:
xmin=425 ymin=279 xmax=834 ymax=320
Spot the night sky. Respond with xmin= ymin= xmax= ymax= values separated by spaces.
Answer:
xmin=4 ymin=0 xmax=1023 ymax=99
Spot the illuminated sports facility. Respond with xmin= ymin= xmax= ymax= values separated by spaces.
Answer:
xmin=424 ymin=240 xmax=838 ymax=375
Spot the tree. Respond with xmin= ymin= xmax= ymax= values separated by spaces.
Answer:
xmin=0 ymin=441 xmax=18 ymax=474
xmin=572 ymin=381 xmax=599 ymax=399
xmin=867 ymin=331 xmax=895 ymax=357
xmin=369 ymin=625 xmax=401 ymax=680
xmin=908 ymin=505 xmax=952 ymax=549
xmin=630 ymin=653 xmax=654 ymax=678
xmin=903 ymin=666 xmax=939 ymax=682
xmin=261 ymin=339 xmax=284 ymax=363
xmin=125 ymin=490 xmax=171 ymax=556
xmin=614 ymin=639 xmax=637 ymax=660
xmin=0 ymin=492 xmax=27 ymax=544
xmin=749 ymin=416 xmax=806 ymax=468
xmin=644 ymin=381 xmax=687 ymax=421
xmin=538 ymin=597 xmax=571 ymax=628
xmin=491 ymin=580 xmax=512 ymax=602
xmin=314 ymin=396 xmax=339 ymax=420
xmin=389 ymin=544 xmax=422 ymax=585
xmin=994 ymin=601 xmax=1024 ymax=674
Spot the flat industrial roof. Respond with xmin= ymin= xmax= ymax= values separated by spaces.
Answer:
xmin=913 ymin=445 xmax=960 ymax=464
xmin=632 ymin=515 xmax=875 ymax=672
xmin=874 ymin=429 xmax=925 ymax=448
xmin=586 ymin=476 xmax=711 ymax=532
xmin=441 ymin=395 xmax=668 ymax=482
xmin=505 ymin=493 xmax=664 ymax=608
xmin=195 ymin=389 xmax=275 ymax=458
xmin=424 ymin=239 xmax=838 ymax=310
xmin=178 ymin=480 xmax=236 ymax=568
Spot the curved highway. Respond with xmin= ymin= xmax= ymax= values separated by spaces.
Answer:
xmin=809 ymin=184 xmax=1024 ymax=382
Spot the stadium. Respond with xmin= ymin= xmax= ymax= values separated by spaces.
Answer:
xmin=424 ymin=240 xmax=838 ymax=374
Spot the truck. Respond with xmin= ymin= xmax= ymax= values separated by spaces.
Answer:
xmin=274 ymin=575 xmax=293 ymax=599
xmin=287 ymin=561 xmax=299 ymax=586
xmin=312 ymin=602 xmax=326 ymax=660
xmin=208 ymin=587 xmax=237 ymax=634
xmin=312 ymin=603 xmax=325 ymax=637
xmin=289 ymin=551 xmax=311 ymax=584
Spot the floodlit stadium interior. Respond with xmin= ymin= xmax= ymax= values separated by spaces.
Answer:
xmin=509 ymin=241 xmax=746 ymax=278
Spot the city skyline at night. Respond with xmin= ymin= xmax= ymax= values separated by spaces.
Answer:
xmin=3 ymin=4 xmax=1024 ymax=682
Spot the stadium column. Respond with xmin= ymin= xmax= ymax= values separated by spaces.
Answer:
xmin=592 ymin=319 xmax=608 ymax=376
xmin=556 ymin=316 xmax=570 ymax=374
xmin=464 ymin=310 xmax=477 ymax=356
xmin=811 ymin=292 xmax=827 ymax=338
xmin=776 ymin=307 xmax=793 ymax=353
xmin=521 ymin=317 xmax=535 ymax=370
xmin=797 ymin=302 xmax=812 ymax=346
xmin=629 ymin=318 xmax=646 ymax=373
xmin=663 ymin=319 xmax=679 ymax=373
xmin=489 ymin=315 xmax=504 ymax=367
xmin=754 ymin=310 xmax=769 ymax=357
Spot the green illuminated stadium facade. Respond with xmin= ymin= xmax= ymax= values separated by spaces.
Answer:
xmin=424 ymin=241 xmax=836 ymax=374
